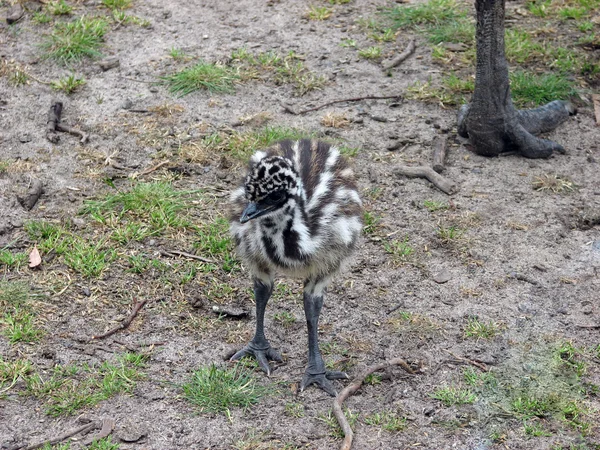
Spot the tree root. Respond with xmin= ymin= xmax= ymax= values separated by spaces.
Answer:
xmin=333 ymin=357 xmax=415 ymax=450
xmin=382 ymin=39 xmax=416 ymax=71
xmin=91 ymin=298 xmax=148 ymax=340
xmin=393 ymin=165 xmax=457 ymax=195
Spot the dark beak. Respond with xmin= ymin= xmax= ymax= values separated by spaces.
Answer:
xmin=240 ymin=202 xmax=273 ymax=223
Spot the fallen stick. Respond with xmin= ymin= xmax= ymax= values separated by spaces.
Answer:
xmin=160 ymin=249 xmax=216 ymax=264
xmin=23 ymin=422 xmax=98 ymax=450
xmin=91 ymin=298 xmax=148 ymax=340
xmin=393 ymin=165 xmax=457 ymax=195
xmin=592 ymin=94 xmax=600 ymax=126
xmin=45 ymin=101 xmax=89 ymax=143
xmin=442 ymin=349 xmax=488 ymax=372
xmin=431 ymin=136 xmax=448 ymax=174
xmin=286 ymin=94 xmax=403 ymax=115
xmin=382 ymin=39 xmax=416 ymax=71
xmin=133 ymin=160 xmax=170 ymax=177
xmin=334 ymin=357 xmax=415 ymax=450
xmin=82 ymin=418 xmax=115 ymax=446
xmin=17 ymin=179 xmax=44 ymax=210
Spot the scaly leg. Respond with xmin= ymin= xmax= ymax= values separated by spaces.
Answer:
xmin=300 ymin=279 xmax=348 ymax=396
xmin=230 ymin=277 xmax=282 ymax=375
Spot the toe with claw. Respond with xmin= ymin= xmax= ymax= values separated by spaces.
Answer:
xmin=230 ymin=342 xmax=282 ymax=375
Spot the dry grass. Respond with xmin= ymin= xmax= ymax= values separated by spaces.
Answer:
xmin=533 ymin=173 xmax=576 ymax=193
xmin=321 ymin=112 xmax=350 ymax=128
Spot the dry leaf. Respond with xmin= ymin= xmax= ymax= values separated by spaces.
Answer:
xmin=29 ymin=246 xmax=42 ymax=268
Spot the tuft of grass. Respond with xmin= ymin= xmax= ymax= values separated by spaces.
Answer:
xmin=63 ymin=238 xmax=116 ymax=277
xmin=363 ymin=211 xmax=381 ymax=235
xmin=27 ymin=353 xmax=146 ymax=417
xmin=307 ymin=5 xmax=333 ymax=20
xmin=102 ymin=0 xmax=131 ymax=10
xmin=51 ymin=73 xmax=85 ymax=94
xmin=510 ymin=71 xmax=577 ymax=108
xmin=424 ymin=199 xmax=448 ymax=212
xmin=194 ymin=216 xmax=238 ymax=272
xmin=2 ymin=310 xmax=43 ymax=343
xmin=436 ymin=224 xmax=464 ymax=241
xmin=358 ymin=46 xmax=382 ymax=59
xmin=82 ymin=182 xmax=197 ymax=237
xmin=87 ymin=437 xmax=119 ymax=450
xmin=319 ymin=409 xmax=359 ymax=438
xmin=161 ymin=61 xmax=239 ymax=96
xmin=364 ymin=410 xmax=407 ymax=432
xmin=427 ymin=20 xmax=474 ymax=45
xmin=181 ymin=364 xmax=265 ymax=416
xmin=47 ymin=0 xmax=73 ymax=15
xmin=42 ymin=17 xmax=108 ymax=64
xmin=0 ymin=249 xmax=28 ymax=268
xmin=533 ymin=173 xmax=576 ymax=194
xmin=384 ymin=237 xmax=414 ymax=262
xmin=431 ymin=386 xmax=477 ymax=406
xmin=464 ymin=316 xmax=501 ymax=340
xmin=523 ymin=421 xmax=553 ymax=437
xmin=0 ymin=358 xmax=32 ymax=393
xmin=555 ymin=342 xmax=586 ymax=378
xmin=24 ymin=221 xmax=72 ymax=254
xmin=284 ymin=402 xmax=305 ymax=418
xmin=387 ymin=0 xmax=468 ymax=29
xmin=33 ymin=11 xmax=53 ymax=24
xmin=273 ymin=311 xmax=296 ymax=327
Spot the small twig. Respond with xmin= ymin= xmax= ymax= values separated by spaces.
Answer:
xmin=92 ymin=298 xmax=148 ymax=340
xmin=442 ymin=349 xmax=488 ymax=372
xmin=23 ymin=422 xmax=98 ymax=450
xmin=160 ymin=249 xmax=216 ymax=264
xmin=52 ymin=279 xmax=72 ymax=298
xmin=82 ymin=418 xmax=115 ymax=446
xmin=56 ymin=124 xmax=89 ymax=144
xmin=120 ymin=76 xmax=156 ymax=84
xmin=431 ymin=136 xmax=448 ymax=174
xmin=576 ymin=323 xmax=600 ymax=329
xmin=334 ymin=357 xmax=414 ymax=450
xmin=382 ymin=39 xmax=416 ymax=71
xmin=592 ymin=94 xmax=600 ymax=126
xmin=131 ymin=160 xmax=170 ymax=178
xmin=288 ymin=94 xmax=403 ymax=115
xmin=393 ymin=165 xmax=457 ymax=195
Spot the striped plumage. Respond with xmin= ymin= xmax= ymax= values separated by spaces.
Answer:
xmin=229 ymin=139 xmax=362 ymax=395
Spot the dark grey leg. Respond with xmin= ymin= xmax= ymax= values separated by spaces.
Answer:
xmin=300 ymin=290 xmax=348 ymax=396
xmin=230 ymin=278 xmax=282 ymax=375
xmin=457 ymin=0 xmax=574 ymax=158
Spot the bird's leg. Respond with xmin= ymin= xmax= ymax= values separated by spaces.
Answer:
xmin=457 ymin=0 xmax=574 ymax=158
xmin=300 ymin=280 xmax=348 ymax=396
xmin=230 ymin=277 xmax=282 ymax=375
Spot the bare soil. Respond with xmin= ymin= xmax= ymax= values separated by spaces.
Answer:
xmin=1 ymin=0 xmax=599 ymax=449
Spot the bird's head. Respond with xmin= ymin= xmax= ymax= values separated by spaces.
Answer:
xmin=241 ymin=156 xmax=299 ymax=224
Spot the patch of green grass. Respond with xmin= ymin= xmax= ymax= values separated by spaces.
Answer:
xmin=47 ymin=0 xmax=73 ymax=16
xmin=194 ymin=216 xmax=238 ymax=272
xmin=24 ymin=221 xmax=72 ymax=254
xmin=427 ymin=20 xmax=474 ymax=45
xmin=558 ymin=6 xmax=588 ymax=19
xmin=365 ymin=373 xmax=382 ymax=385
xmin=0 ymin=357 xmax=32 ymax=393
xmin=363 ymin=211 xmax=381 ymax=235
xmin=358 ymin=46 xmax=382 ymax=59
xmin=2 ymin=309 xmax=43 ymax=343
xmin=436 ymin=224 xmax=464 ymax=241
xmin=340 ymin=38 xmax=357 ymax=48
xmin=181 ymin=364 xmax=265 ymax=416
xmin=82 ymin=182 xmax=197 ymax=237
xmin=161 ymin=61 xmax=239 ymax=96
xmin=387 ymin=0 xmax=467 ymax=28
xmin=509 ymin=71 xmax=577 ymax=108
xmin=51 ymin=73 xmax=85 ymax=94
xmin=556 ymin=342 xmax=586 ymax=378
xmin=27 ymin=353 xmax=146 ymax=417
xmin=0 ymin=160 xmax=9 ymax=173
xmin=42 ymin=16 xmax=108 ymax=64
xmin=319 ymin=409 xmax=359 ymax=438
xmin=307 ymin=5 xmax=333 ymax=20
xmin=102 ymin=0 xmax=131 ymax=10
xmin=169 ymin=47 xmax=188 ymax=60
xmin=0 ymin=249 xmax=28 ymax=268
xmin=364 ymin=410 xmax=407 ymax=432
xmin=370 ymin=28 xmax=396 ymax=42
xmin=523 ymin=421 xmax=553 ymax=437
xmin=32 ymin=11 xmax=53 ymax=24
xmin=462 ymin=367 xmax=497 ymax=388
xmin=63 ymin=238 xmax=116 ymax=277
xmin=284 ymin=402 xmax=305 ymax=418
xmin=231 ymin=48 xmax=325 ymax=95
xmin=464 ymin=316 xmax=501 ymax=339
xmin=273 ymin=311 xmax=296 ymax=327
xmin=526 ymin=0 xmax=552 ymax=17
xmin=406 ymin=75 xmax=474 ymax=107
xmin=431 ymin=386 xmax=477 ymax=406
xmin=384 ymin=237 xmax=414 ymax=262
xmin=88 ymin=437 xmax=119 ymax=450
xmin=578 ymin=21 xmax=594 ymax=32
xmin=424 ymin=199 xmax=448 ymax=212
xmin=339 ymin=145 xmax=359 ymax=157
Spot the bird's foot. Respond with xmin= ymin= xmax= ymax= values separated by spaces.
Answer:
xmin=230 ymin=342 xmax=282 ymax=375
xmin=300 ymin=370 xmax=348 ymax=396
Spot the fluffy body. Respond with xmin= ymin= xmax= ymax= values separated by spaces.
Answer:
xmin=230 ymin=139 xmax=363 ymax=292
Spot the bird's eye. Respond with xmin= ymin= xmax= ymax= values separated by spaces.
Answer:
xmin=268 ymin=191 xmax=285 ymax=202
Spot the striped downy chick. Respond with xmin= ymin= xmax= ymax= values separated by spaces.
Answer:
xmin=229 ymin=139 xmax=363 ymax=396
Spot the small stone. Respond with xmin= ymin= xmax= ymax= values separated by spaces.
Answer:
xmin=19 ymin=134 xmax=32 ymax=143
xmin=98 ymin=57 xmax=120 ymax=71
xmin=117 ymin=423 xmax=148 ymax=442
xmin=121 ymin=98 xmax=133 ymax=110
xmin=82 ymin=287 xmax=91 ymax=297
xmin=72 ymin=217 xmax=86 ymax=228
xmin=433 ymin=269 xmax=452 ymax=284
